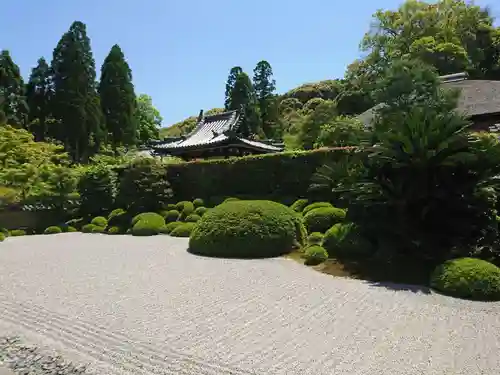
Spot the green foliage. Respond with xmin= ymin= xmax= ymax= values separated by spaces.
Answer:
xmin=303 ymin=206 xmax=346 ymax=233
xmin=315 ymin=116 xmax=364 ymax=147
xmin=302 ymin=202 xmax=333 ymax=215
xmin=26 ymin=57 xmax=52 ymax=142
xmin=92 ymin=226 xmax=105 ymax=233
xmin=108 ymin=208 xmax=126 ymax=220
xmin=44 ymin=226 xmax=62 ymax=234
xmin=180 ymin=201 xmax=195 ymax=218
xmin=282 ymin=80 xmax=342 ymax=104
xmin=224 ymin=66 xmax=243 ymax=110
xmin=91 ymin=216 xmax=108 ymax=227
xmin=303 ymin=245 xmax=328 ymax=266
xmin=99 ymin=44 xmax=137 ymax=148
xmin=66 ymin=226 xmax=77 ymax=232
xmin=307 ymin=232 xmax=324 ymax=246
xmin=107 ymin=226 xmax=122 ymax=234
xmin=228 ymin=71 xmax=261 ymax=137
xmin=170 ymin=222 xmax=196 ymax=237
xmin=194 ymin=206 xmax=208 ymax=216
xmin=175 ymin=201 xmax=188 ymax=211
xmin=185 ymin=214 xmax=201 ymax=223
xmin=0 ymin=232 xmax=5 ymax=242
xmin=323 ymin=223 xmax=371 ymax=259
xmin=290 ymin=199 xmax=309 ymax=213
xmin=189 ymin=200 xmax=304 ymax=258
xmin=81 ymin=224 xmax=95 ymax=233
xmin=162 ymin=221 xmax=184 ymax=234
xmin=193 ymin=198 xmax=204 ymax=207
xmin=116 ymin=157 xmax=173 ymax=213
xmin=165 ymin=210 xmax=180 ymax=223
xmin=107 ymin=209 xmax=129 ymax=228
xmin=131 ymin=212 xmax=165 ymax=236
xmin=10 ymin=229 xmax=26 ymax=237
xmin=78 ymin=165 xmax=116 ymax=216
xmin=166 ymin=203 xmax=177 ymax=210
xmin=65 ymin=218 xmax=84 ymax=230
xmin=0 ymin=228 xmax=9 ymax=237
xmin=430 ymin=258 xmax=500 ymax=301
xmin=223 ymin=197 xmax=239 ymax=203
xmin=0 ymin=50 xmax=28 ymax=127
xmin=135 ymin=94 xmax=162 ymax=143
xmin=253 ymin=60 xmax=278 ymax=138
xmin=160 ymin=108 xmax=224 ymax=138
xmin=298 ymin=100 xmax=337 ymax=149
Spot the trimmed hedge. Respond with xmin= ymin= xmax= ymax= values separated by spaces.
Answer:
xmin=185 ymin=214 xmax=201 ymax=223
xmin=193 ymin=198 xmax=204 ymax=207
xmin=323 ymin=223 xmax=371 ymax=258
xmin=170 ymin=222 xmax=196 ymax=237
xmin=303 ymin=206 xmax=346 ymax=233
xmin=189 ymin=200 xmax=305 ymax=258
xmin=180 ymin=201 xmax=195 ymax=219
xmin=194 ymin=207 xmax=208 ymax=216
xmin=307 ymin=232 xmax=324 ymax=245
xmin=10 ymin=229 xmax=26 ymax=237
xmin=430 ymin=258 xmax=500 ymax=301
xmin=291 ymin=199 xmax=309 ymax=213
xmin=82 ymin=224 xmax=96 ymax=233
xmin=0 ymin=232 xmax=5 ymax=241
xmin=162 ymin=221 xmax=184 ymax=234
xmin=131 ymin=212 xmax=165 ymax=236
xmin=92 ymin=226 xmax=106 ymax=233
xmin=304 ymin=245 xmax=328 ymax=266
xmin=91 ymin=216 xmax=108 ymax=227
xmin=44 ymin=226 xmax=62 ymax=234
xmin=66 ymin=226 xmax=77 ymax=232
xmin=107 ymin=226 xmax=122 ymax=234
xmin=167 ymin=148 xmax=351 ymax=201
xmin=165 ymin=210 xmax=180 ymax=223
xmin=302 ymin=202 xmax=333 ymax=216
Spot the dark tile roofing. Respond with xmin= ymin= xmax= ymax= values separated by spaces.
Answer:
xmin=357 ymin=75 xmax=500 ymax=126
xmin=153 ymin=110 xmax=283 ymax=152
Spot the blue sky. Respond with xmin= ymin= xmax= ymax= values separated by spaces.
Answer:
xmin=1 ymin=0 xmax=497 ymax=126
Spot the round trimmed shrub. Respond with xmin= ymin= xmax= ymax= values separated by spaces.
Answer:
xmin=0 ymin=227 xmax=9 ymax=237
xmin=44 ymin=226 xmax=62 ymax=235
xmin=304 ymin=245 xmax=328 ymax=266
xmin=131 ymin=212 xmax=166 ymax=236
xmin=185 ymin=214 xmax=201 ymax=223
xmin=180 ymin=201 xmax=195 ymax=218
xmin=161 ymin=221 xmax=184 ymax=234
xmin=81 ymin=224 xmax=96 ymax=233
xmin=307 ymin=232 xmax=324 ymax=245
xmin=189 ymin=200 xmax=305 ymax=258
xmin=175 ymin=201 xmax=189 ymax=211
xmin=107 ymin=226 xmax=122 ymax=235
xmin=131 ymin=212 xmax=164 ymax=226
xmin=10 ymin=229 xmax=26 ymax=237
xmin=165 ymin=210 xmax=180 ymax=223
xmin=166 ymin=203 xmax=177 ymax=211
xmin=0 ymin=232 xmax=5 ymax=241
xmin=223 ymin=197 xmax=240 ymax=203
xmin=170 ymin=222 xmax=196 ymax=237
xmin=430 ymin=258 xmax=500 ymax=301
xmin=323 ymin=223 xmax=370 ymax=258
xmin=194 ymin=206 xmax=208 ymax=216
xmin=303 ymin=206 xmax=346 ymax=233
xmin=108 ymin=208 xmax=126 ymax=220
xmin=66 ymin=226 xmax=77 ymax=232
xmin=193 ymin=198 xmax=204 ymax=207
xmin=92 ymin=226 xmax=105 ymax=233
xmin=291 ymin=199 xmax=309 ymax=213
xmin=91 ymin=216 xmax=108 ymax=227
xmin=302 ymin=202 xmax=333 ymax=216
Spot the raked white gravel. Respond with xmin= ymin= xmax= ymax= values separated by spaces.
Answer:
xmin=0 ymin=233 xmax=499 ymax=375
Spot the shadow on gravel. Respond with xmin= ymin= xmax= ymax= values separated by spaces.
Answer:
xmin=368 ymin=281 xmax=432 ymax=294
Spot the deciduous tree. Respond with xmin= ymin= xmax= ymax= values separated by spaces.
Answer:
xmin=135 ymin=94 xmax=162 ymax=143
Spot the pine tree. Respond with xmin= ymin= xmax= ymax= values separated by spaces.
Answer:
xmin=26 ymin=57 xmax=52 ymax=141
xmin=253 ymin=60 xmax=277 ymax=138
xmin=224 ymin=66 xmax=243 ymax=110
xmin=51 ymin=21 xmax=103 ymax=162
xmin=99 ymin=44 xmax=137 ymax=149
xmin=0 ymin=50 xmax=28 ymax=127
xmin=229 ymin=72 xmax=261 ymax=137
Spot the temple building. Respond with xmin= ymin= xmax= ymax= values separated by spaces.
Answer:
xmin=151 ymin=109 xmax=284 ymax=160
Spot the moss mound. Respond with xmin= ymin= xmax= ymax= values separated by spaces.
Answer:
xmin=91 ymin=216 xmax=108 ymax=227
xmin=170 ymin=222 xmax=196 ymax=237
xmin=10 ymin=229 xmax=26 ymax=237
xmin=302 ymin=202 xmax=333 ymax=215
xmin=307 ymin=232 xmax=324 ymax=245
xmin=165 ymin=210 xmax=180 ymax=223
xmin=193 ymin=198 xmax=204 ymax=207
xmin=223 ymin=197 xmax=240 ymax=203
xmin=161 ymin=221 xmax=184 ymax=234
xmin=189 ymin=200 xmax=304 ymax=258
xmin=44 ymin=226 xmax=62 ymax=235
xmin=303 ymin=206 xmax=346 ymax=233
xmin=194 ymin=206 xmax=208 ymax=216
xmin=304 ymin=245 xmax=328 ymax=266
xmin=291 ymin=199 xmax=309 ymax=213
xmin=430 ymin=258 xmax=500 ymax=301
xmin=185 ymin=214 xmax=201 ymax=223
xmin=131 ymin=212 xmax=165 ymax=236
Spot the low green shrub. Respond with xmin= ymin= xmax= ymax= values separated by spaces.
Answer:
xmin=131 ymin=212 xmax=166 ymax=236
xmin=92 ymin=226 xmax=106 ymax=233
xmin=307 ymin=232 xmax=324 ymax=245
xmin=107 ymin=226 xmax=122 ymax=235
xmin=303 ymin=207 xmax=346 ymax=233
xmin=10 ymin=229 xmax=26 ymax=237
xmin=185 ymin=214 xmax=201 ymax=223
xmin=65 ymin=218 xmax=84 ymax=230
xmin=166 ymin=203 xmax=177 ymax=211
xmin=131 ymin=212 xmax=164 ymax=226
xmin=180 ymin=201 xmax=195 ymax=219
xmin=323 ymin=223 xmax=372 ymax=259
xmin=44 ymin=226 xmax=62 ymax=235
xmin=81 ymin=224 xmax=96 ymax=233
xmin=66 ymin=226 xmax=77 ymax=232
xmin=194 ymin=206 xmax=208 ymax=216
xmin=193 ymin=198 xmax=204 ymax=207
xmin=162 ymin=221 xmax=184 ymax=234
xmin=302 ymin=202 xmax=333 ymax=216
xmin=165 ymin=210 xmax=180 ymax=223
xmin=223 ymin=197 xmax=240 ymax=203
xmin=304 ymin=245 xmax=329 ymax=266
xmin=108 ymin=208 xmax=126 ymax=220
xmin=91 ymin=216 xmax=108 ymax=227
xmin=175 ymin=201 xmax=189 ymax=211
xmin=189 ymin=200 xmax=305 ymax=258
xmin=107 ymin=210 xmax=129 ymax=228
xmin=0 ymin=227 xmax=9 ymax=237
xmin=0 ymin=232 xmax=5 ymax=241
xmin=170 ymin=222 xmax=196 ymax=237
xmin=430 ymin=258 xmax=500 ymax=301
xmin=291 ymin=199 xmax=309 ymax=213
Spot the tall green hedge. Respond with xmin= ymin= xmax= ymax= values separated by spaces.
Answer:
xmin=167 ymin=148 xmax=351 ymax=202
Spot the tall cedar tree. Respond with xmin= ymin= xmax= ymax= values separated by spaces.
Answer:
xmin=229 ymin=72 xmax=261 ymax=137
xmin=253 ymin=60 xmax=277 ymax=138
xmin=26 ymin=57 xmax=52 ymax=141
xmin=0 ymin=50 xmax=28 ymax=127
xmin=99 ymin=44 xmax=137 ymax=149
xmin=224 ymin=66 xmax=243 ymax=110
xmin=51 ymin=21 xmax=103 ymax=162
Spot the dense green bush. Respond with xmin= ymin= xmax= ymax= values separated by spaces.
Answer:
xmin=44 ymin=226 xmax=62 ymax=234
xmin=302 ymin=202 xmax=333 ymax=215
xmin=303 ymin=206 xmax=346 ymax=233
xmin=167 ymin=149 xmax=351 ymax=202
xmin=66 ymin=226 xmax=77 ymax=232
xmin=223 ymin=197 xmax=240 ymax=203
xmin=323 ymin=223 xmax=371 ymax=258
xmin=185 ymin=214 xmax=201 ymax=223
xmin=307 ymin=232 xmax=324 ymax=245
xmin=193 ymin=198 xmax=204 ymax=207
xmin=180 ymin=201 xmax=195 ymax=219
xmin=92 ymin=226 xmax=106 ymax=233
xmin=107 ymin=226 xmax=122 ymax=235
xmin=194 ymin=206 xmax=208 ymax=216
xmin=430 ymin=258 xmax=500 ymax=301
xmin=81 ymin=224 xmax=97 ymax=233
xmin=304 ymin=245 xmax=329 ymax=266
xmin=10 ymin=229 xmax=26 ymax=237
xmin=165 ymin=210 xmax=180 ymax=223
xmin=78 ymin=165 xmax=116 ymax=217
xmin=107 ymin=209 xmax=129 ymax=228
xmin=189 ymin=200 xmax=305 ymax=258
xmin=0 ymin=227 xmax=9 ymax=237
xmin=0 ymin=232 xmax=5 ymax=241
xmin=108 ymin=208 xmax=126 ymax=220
xmin=166 ymin=203 xmax=177 ymax=210
xmin=91 ymin=216 xmax=108 ymax=227
xmin=116 ymin=158 xmax=173 ymax=213
xmin=291 ymin=199 xmax=309 ymax=213
xmin=131 ymin=212 xmax=165 ymax=236
xmin=162 ymin=221 xmax=184 ymax=234
xmin=175 ymin=201 xmax=188 ymax=211
xmin=170 ymin=222 xmax=196 ymax=237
